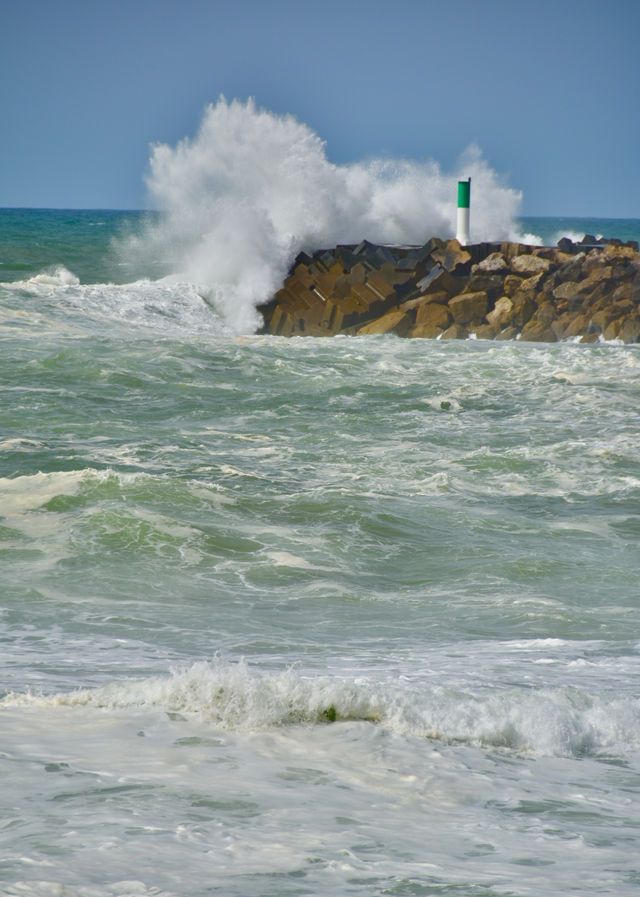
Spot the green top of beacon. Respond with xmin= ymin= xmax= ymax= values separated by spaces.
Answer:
xmin=457 ymin=179 xmax=471 ymax=208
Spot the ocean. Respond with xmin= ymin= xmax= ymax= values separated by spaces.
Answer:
xmin=1 ymin=206 xmax=640 ymax=897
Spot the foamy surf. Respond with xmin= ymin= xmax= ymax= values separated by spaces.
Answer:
xmin=2 ymin=273 xmax=232 ymax=336
xmin=14 ymin=265 xmax=81 ymax=288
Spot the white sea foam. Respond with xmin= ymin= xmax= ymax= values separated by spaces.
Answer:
xmin=552 ymin=228 xmax=602 ymax=245
xmin=3 ymin=660 xmax=639 ymax=759
xmin=0 ymin=883 xmax=180 ymax=897
xmin=2 ymin=274 xmax=232 ymax=336
xmin=3 ymin=265 xmax=81 ymax=291
xmin=120 ymin=97 xmax=526 ymax=333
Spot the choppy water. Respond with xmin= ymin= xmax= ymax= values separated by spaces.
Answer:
xmin=1 ymin=209 xmax=640 ymax=897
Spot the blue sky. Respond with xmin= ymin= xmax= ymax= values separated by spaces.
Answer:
xmin=1 ymin=0 xmax=638 ymax=216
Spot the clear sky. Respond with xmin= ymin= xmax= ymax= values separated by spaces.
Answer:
xmin=1 ymin=0 xmax=638 ymax=217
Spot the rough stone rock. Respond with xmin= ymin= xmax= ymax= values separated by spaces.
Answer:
xmin=551 ymin=315 xmax=572 ymax=340
xmin=531 ymin=300 xmax=557 ymax=325
xmin=356 ymin=309 xmax=412 ymax=336
xmin=473 ymin=252 xmax=507 ymax=273
xmin=507 ymin=293 xmax=537 ymax=328
xmin=409 ymin=321 xmax=446 ymax=339
xmin=554 ymin=253 xmax=586 ymax=283
xmin=501 ymin=242 xmax=532 ymax=260
xmin=562 ymin=313 xmax=591 ymax=338
xmin=463 ymin=273 xmax=505 ymax=298
xmin=495 ymin=326 xmax=519 ymax=340
xmin=518 ymin=272 xmax=545 ymax=295
xmin=431 ymin=239 xmax=472 ymax=273
xmin=590 ymin=300 xmax=634 ymax=332
xmin=258 ymin=235 xmax=640 ymax=344
xmin=503 ymin=274 xmax=525 ymax=297
xmin=448 ymin=291 xmax=488 ymax=324
xmin=533 ymin=247 xmax=559 ymax=261
xmin=510 ymin=255 xmax=552 ymax=276
xmin=603 ymin=319 xmax=622 ymax=340
xmin=618 ymin=315 xmax=640 ymax=343
xmin=604 ymin=244 xmax=639 ymax=261
xmin=557 ymin=237 xmax=577 ymax=253
xmin=580 ymin=259 xmax=609 ymax=281
xmin=441 ymin=323 xmax=469 ymax=340
xmin=611 ymin=281 xmax=636 ymax=302
xmin=414 ymin=302 xmax=451 ymax=329
xmin=552 ymin=281 xmax=582 ymax=300
xmin=472 ymin=323 xmax=499 ymax=339
xmin=400 ymin=291 xmax=450 ymax=315
xmin=417 ymin=264 xmax=463 ymax=297
xmin=520 ymin=319 xmax=557 ymax=342
xmin=486 ymin=296 xmax=514 ymax=327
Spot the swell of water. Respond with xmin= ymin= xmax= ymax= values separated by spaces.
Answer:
xmin=119 ymin=97 xmax=527 ymax=332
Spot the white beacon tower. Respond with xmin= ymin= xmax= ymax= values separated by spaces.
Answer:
xmin=456 ymin=177 xmax=471 ymax=245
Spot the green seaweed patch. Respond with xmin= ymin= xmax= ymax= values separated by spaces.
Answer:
xmin=316 ymin=704 xmax=381 ymax=725
xmin=320 ymin=705 xmax=337 ymax=723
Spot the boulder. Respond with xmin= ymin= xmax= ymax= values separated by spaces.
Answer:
xmin=531 ymin=300 xmax=557 ymax=325
xmin=448 ymin=291 xmax=488 ymax=325
xmin=552 ymin=280 xmax=582 ymax=300
xmin=495 ymin=326 xmax=519 ymax=340
xmin=415 ymin=302 xmax=451 ymax=329
xmin=562 ymin=313 xmax=591 ymax=338
xmin=356 ymin=309 xmax=413 ymax=336
xmin=508 ymin=293 xmax=537 ymax=328
xmin=520 ymin=319 xmax=557 ymax=342
xmin=518 ymin=272 xmax=545 ymax=294
xmin=463 ymin=273 xmax=505 ymax=298
xmin=618 ymin=315 xmax=640 ymax=343
xmin=590 ymin=300 xmax=634 ymax=332
xmin=441 ymin=323 xmax=469 ymax=340
xmin=431 ymin=239 xmax=472 ymax=273
xmin=416 ymin=264 xmax=464 ymax=297
xmin=473 ymin=252 xmax=507 ymax=273
xmin=510 ymin=255 xmax=552 ymax=276
xmin=503 ymin=274 xmax=525 ymax=297
xmin=611 ymin=280 xmax=638 ymax=302
xmin=473 ymin=322 xmax=499 ymax=340
xmin=409 ymin=321 xmax=446 ymax=339
xmin=551 ymin=314 xmax=572 ymax=340
xmin=401 ymin=291 xmax=450 ymax=313
xmin=555 ymin=253 xmax=587 ymax=283
xmin=486 ymin=295 xmax=514 ymax=328
xmin=604 ymin=244 xmax=639 ymax=261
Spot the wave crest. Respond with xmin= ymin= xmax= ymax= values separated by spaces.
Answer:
xmin=4 ymin=660 xmax=639 ymax=759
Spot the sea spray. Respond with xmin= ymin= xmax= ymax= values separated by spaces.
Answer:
xmin=121 ymin=97 xmax=526 ymax=333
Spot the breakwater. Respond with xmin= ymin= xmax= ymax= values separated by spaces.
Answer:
xmin=257 ymin=235 xmax=640 ymax=342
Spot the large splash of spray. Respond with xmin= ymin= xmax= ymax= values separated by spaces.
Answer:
xmin=128 ymin=97 xmax=525 ymax=333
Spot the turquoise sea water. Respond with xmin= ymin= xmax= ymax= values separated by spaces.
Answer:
xmin=1 ymin=210 xmax=640 ymax=897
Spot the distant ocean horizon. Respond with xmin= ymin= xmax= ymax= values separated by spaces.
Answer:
xmin=2 ymin=206 xmax=640 ymax=896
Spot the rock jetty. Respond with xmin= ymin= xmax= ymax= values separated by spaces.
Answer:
xmin=257 ymin=235 xmax=640 ymax=343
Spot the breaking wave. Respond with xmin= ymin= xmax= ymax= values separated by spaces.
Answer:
xmin=120 ymin=97 xmax=526 ymax=333
xmin=3 ymin=659 xmax=639 ymax=759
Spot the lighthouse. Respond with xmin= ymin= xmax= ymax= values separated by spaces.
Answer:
xmin=456 ymin=177 xmax=471 ymax=245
